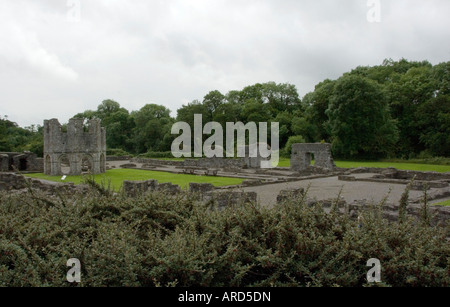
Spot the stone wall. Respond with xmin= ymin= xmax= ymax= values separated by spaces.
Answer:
xmin=131 ymin=156 xmax=261 ymax=170
xmin=122 ymin=179 xmax=257 ymax=209
xmin=189 ymin=183 xmax=215 ymax=193
xmin=276 ymin=188 xmax=305 ymax=204
xmin=291 ymin=143 xmax=336 ymax=172
xmin=131 ymin=158 xmax=185 ymax=167
xmin=380 ymin=169 xmax=450 ymax=181
xmin=299 ymin=197 xmax=450 ymax=228
xmin=0 ymin=152 xmax=43 ymax=172
xmin=0 ymin=154 xmax=9 ymax=172
xmin=183 ymin=157 xmax=246 ymax=169
xmin=44 ymin=118 xmax=106 ymax=176
xmin=202 ymin=191 xmax=258 ymax=210
xmin=122 ymin=179 xmax=182 ymax=197
xmin=106 ymin=156 xmax=132 ymax=161
xmin=0 ymin=172 xmax=87 ymax=194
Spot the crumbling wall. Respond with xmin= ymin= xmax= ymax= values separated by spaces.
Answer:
xmin=122 ymin=179 xmax=256 ymax=209
xmin=0 ymin=154 xmax=9 ymax=172
xmin=184 ymin=157 xmax=246 ymax=169
xmin=123 ymin=179 xmax=182 ymax=197
xmin=291 ymin=143 xmax=336 ymax=172
xmin=189 ymin=183 xmax=215 ymax=193
xmin=276 ymin=188 xmax=305 ymax=204
xmin=0 ymin=152 xmax=43 ymax=172
xmin=202 ymin=191 xmax=258 ymax=210
xmin=44 ymin=118 xmax=106 ymax=176
xmin=0 ymin=172 xmax=87 ymax=194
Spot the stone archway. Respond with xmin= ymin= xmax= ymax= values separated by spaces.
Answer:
xmin=81 ymin=155 xmax=93 ymax=174
xmin=59 ymin=154 xmax=71 ymax=175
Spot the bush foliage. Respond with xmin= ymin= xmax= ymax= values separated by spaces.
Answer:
xmin=0 ymin=186 xmax=448 ymax=287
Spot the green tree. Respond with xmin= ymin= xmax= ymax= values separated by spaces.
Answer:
xmin=132 ymin=104 xmax=174 ymax=153
xmin=283 ymin=135 xmax=306 ymax=157
xmin=240 ymin=99 xmax=271 ymax=123
xmin=302 ymin=79 xmax=336 ymax=141
xmin=417 ymin=95 xmax=450 ymax=157
xmin=75 ymin=100 xmax=135 ymax=153
xmin=387 ymin=65 xmax=434 ymax=156
xmin=97 ymin=99 xmax=122 ymax=118
xmin=326 ymin=75 xmax=398 ymax=159
xmin=203 ymin=90 xmax=225 ymax=118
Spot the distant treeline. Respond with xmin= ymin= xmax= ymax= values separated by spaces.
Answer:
xmin=1 ymin=58 xmax=449 ymax=159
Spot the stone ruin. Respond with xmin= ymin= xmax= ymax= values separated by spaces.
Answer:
xmin=44 ymin=118 xmax=106 ymax=176
xmin=0 ymin=152 xmax=43 ymax=173
xmin=122 ymin=180 xmax=257 ymax=210
xmin=290 ymin=143 xmax=336 ymax=172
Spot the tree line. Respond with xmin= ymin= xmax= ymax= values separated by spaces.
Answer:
xmin=1 ymin=58 xmax=449 ymax=159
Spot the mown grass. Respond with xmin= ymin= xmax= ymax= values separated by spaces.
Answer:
xmin=26 ymin=169 xmax=243 ymax=191
xmin=434 ymin=200 xmax=450 ymax=207
xmin=276 ymin=158 xmax=450 ymax=173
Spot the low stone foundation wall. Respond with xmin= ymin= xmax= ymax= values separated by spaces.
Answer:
xmin=203 ymin=191 xmax=258 ymax=210
xmin=131 ymin=157 xmax=247 ymax=170
xmin=339 ymin=175 xmax=449 ymax=190
xmin=123 ymin=179 xmax=257 ymax=209
xmin=348 ymin=167 xmax=450 ymax=181
xmin=189 ymin=183 xmax=214 ymax=193
xmin=301 ymin=197 xmax=450 ymax=227
xmin=183 ymin=158 xmax=245 ymax=169
xmin=0 ymin=152 xmax=43 ymax=172
xmin=276 ymin=188 xmax=305 ymax=204
xmin=107 ymin=156 xmax=132 ymax=161
xmin=0 ymin=172 xmax=87 ymax=195
xmin=122 ymin=179 xmax=182 ymax=197
xmin=131 ymin=158 xmax=184 ymax=167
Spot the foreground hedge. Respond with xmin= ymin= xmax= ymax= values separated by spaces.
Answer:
xmin=0 ymin=186 xmax=448 ymax=287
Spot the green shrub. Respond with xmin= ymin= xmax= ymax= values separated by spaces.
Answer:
xmin=138 ymin=151 xmax=176 ymax=159
xmin=0 ymin=187 xmax=448 ymax=287
xmin=106 ymin=148 xmax=132 ymax=157
xmin=282 ymin=135 xmax=305 ymax=158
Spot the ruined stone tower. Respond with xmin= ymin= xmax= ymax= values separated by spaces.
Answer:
xmin=43 ymin=118 xmax=106 ymax=176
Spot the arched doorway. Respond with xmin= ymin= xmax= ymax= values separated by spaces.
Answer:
xmin=59 ymin=155 xmax=71 ymax=175
xmin=81 ymin=155 xmax=93 ymax=174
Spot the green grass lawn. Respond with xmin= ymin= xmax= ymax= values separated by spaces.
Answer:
xmin=276 ymin=158 xmax=450 ymax=173
xmin=26 ymin=169 xmax=243 ymax=191
xmin=433 ymin=200 xmax=450 ymax=207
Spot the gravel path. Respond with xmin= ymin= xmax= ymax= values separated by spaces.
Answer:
xmin=237 ymin=174 xmax=435 ymax=207
xmin=106 ymin=160 xmax=447 ymax=208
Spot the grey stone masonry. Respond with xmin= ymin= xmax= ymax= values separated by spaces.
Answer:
xmin=0 ymin=154 xmax=9 ymax=172
xmin=0 ymin=152 xmax=43 ymax=172
xmin=291 ymin=143 xmax=336 ymax=172
xmin=44 ymin=118 xmax=106 ymax=176
xmin=189 ymin=183 xmax=215 ymax=193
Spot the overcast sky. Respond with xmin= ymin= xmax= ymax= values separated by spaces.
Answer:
xmin=1 ymin=0 xmax=449 ymax=127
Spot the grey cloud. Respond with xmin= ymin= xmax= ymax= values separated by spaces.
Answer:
xmin=0 ymin=0 xmax=449 ymax=127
